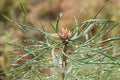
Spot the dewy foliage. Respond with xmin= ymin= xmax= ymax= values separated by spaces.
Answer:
xmin=8 ymin=1 xmax=120 ymax=80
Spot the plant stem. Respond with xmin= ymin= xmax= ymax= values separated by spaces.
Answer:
xmin=62 ymin=40 xmax=68 ymax=80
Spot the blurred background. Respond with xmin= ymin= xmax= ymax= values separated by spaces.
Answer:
xmin=0 ymin=0 xmax=120 ymax=79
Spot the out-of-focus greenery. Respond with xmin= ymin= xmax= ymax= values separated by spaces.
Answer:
xmin=0 ymin=0 xmax=28 ymax=79
xmin=106 ymin=3 xmax=120 ymax=37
